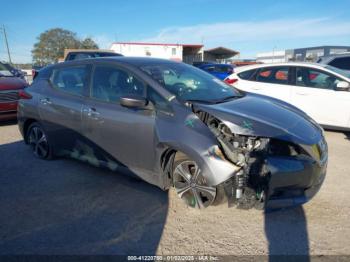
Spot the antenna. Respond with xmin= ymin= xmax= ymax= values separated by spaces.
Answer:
xmin=2 ymin=25 xmax=12 ymax=64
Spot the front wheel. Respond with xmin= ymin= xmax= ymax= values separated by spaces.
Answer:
xmin=26 ymin=122 xmax=53 ymax=160
xmin=173 ymin=154 xmax=217 ymax=209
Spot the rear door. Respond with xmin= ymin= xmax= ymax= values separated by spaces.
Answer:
xmin=237 ymin=66 xmax=293 ymax=103
xmin=290 ymin=66 xmax=350 ymax=127
xmin=82 ymin=62 xmax=158 ymax=175
xmin=38 ymin=64 xmax=91 ymax=149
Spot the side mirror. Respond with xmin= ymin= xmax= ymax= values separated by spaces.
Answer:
xmin=336 ymin=81 xmax=350 ymax=91
xmin=120 ymin=95 xmax=148 ymax=108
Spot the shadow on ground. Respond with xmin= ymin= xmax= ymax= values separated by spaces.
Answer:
xmin=265 ymin=206 xmax=309 ymax=261
xmin=0 ymin=119 xmax=17 ymax=127
xmin=0 ymin=140 xmax=168 ymax=255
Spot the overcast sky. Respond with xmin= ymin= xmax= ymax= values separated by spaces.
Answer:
xmin=2 ymin=0 xmax=350 ymax=63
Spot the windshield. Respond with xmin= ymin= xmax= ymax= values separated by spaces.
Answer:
xmin=0 ymin=63 xmax=14 ymax=77
xmin=325 ymin=65 xmax=350 ymax=79
xmin=140 ymin=62 xmax=241 ymax=103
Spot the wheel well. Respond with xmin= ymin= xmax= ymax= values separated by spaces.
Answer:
xmin=23 ymin=119 xmax=37 ymax=143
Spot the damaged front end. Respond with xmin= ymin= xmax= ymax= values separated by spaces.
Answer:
xmin=194 ymin=109 xmax=327 ymax=210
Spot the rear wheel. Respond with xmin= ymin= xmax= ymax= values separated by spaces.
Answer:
xmin=27 ymin=123 xmax=53 ymax=160
xmin=173 ymin=154 xmax=217 ymax=209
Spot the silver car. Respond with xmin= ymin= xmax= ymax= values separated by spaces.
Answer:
xmin=18 ymin=57 xmax=327 ymax=209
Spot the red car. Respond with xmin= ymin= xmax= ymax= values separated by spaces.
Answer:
xmin=0 ymin=63 xmax=27 ymax=121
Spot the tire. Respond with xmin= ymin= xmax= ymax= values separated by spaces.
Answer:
xmin=172 ymin=153 xmax=217 ymax=209
xmin=26 ymin=122 xmax=53 ymax=160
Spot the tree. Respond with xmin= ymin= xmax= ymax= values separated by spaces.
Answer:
xmin=80 ymin=37 xmax=99 ymax=49
xmin=32 ymin=28 xmax=99 ymax=65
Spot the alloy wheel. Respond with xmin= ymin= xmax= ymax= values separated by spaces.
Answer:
xmin=28 ymin=126 xmax=49 ymax=158
xmin=173 ymin=160 xmax=216 ymax=208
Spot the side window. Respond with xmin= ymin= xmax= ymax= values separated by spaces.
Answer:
xmin=147 ymin=87 xmax=171 ymax=112
xmin=256 ymin=67 xmax=289 ymax=84
xmin=50 ymin=65 xmax=89 ymax=96
xmin=329 ymin=57 xmax=350 ymax=70
xmin=91 ymin=65 xmax=145 ymax=102
xmin=238 ymin=69 xmax=256 ymax=80
xmin=296 ymin=67 xmax=341 ymax=90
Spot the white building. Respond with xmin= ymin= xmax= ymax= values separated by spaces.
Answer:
xmin=256 ymin=50 xmax=286 ymax=63
xmin=110 ymin=42 xmax=240 ymax=64
xmin=110 ymin=42 xmax=204 ymax=64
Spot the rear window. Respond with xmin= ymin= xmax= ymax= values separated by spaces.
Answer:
xmin=238 ymin=69 xmax=256 ymax=80
xmin=329 ymin=57 xmax=350 ymax=70
xmin=0 ymin=63 xmax=13 ymax=76
xmin=215 ymin=65 xmax=233 ymax=73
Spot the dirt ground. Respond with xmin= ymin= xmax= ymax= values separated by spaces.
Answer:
xmin=0 ymin=121 xmax=349 ymax=256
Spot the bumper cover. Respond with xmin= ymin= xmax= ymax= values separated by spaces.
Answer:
xmin=265 ymin=155 xmax=327 ymax=209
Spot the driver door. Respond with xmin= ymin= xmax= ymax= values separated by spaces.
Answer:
xmin=82 ymin=63 xmax=157 ymax=175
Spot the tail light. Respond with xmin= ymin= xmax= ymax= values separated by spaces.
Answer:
xmin=224 ymin=78 xmax=238 ymax=85
xmin=18 ymin=89 xmax=32 ymax=99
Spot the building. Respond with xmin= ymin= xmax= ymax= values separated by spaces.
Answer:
xmin=110 ymin=42 xmax=239 ymax=64
xmin=286 ymin=46 xmax=350 ymax=62
xmin=256 ymin=50 xmax=286 ymax=63
xmin=256 ymin=45 xmax=350 ymax=63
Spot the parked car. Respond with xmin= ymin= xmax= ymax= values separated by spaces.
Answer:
xmin=197 ymin=63 xmax=235 ymax=80
xmin=1 ymin=62 xmax=26 ymax=80
xmin=64 ymin=50 xmax=122 ymax=61
xmin=0 ymin=63 xmax=28 ymax=121
xmin=18 ymin=57 xmax=327 ymax=210
xmin=192 ymin=61 xmax=212 ymax=67
xmin=317 ymin=53 xmax=350 ymax=71
xmin=225 ymin=62 xmax=350 ymax=130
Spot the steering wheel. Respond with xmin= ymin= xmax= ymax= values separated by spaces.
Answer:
xmin=173 ymin=83 xmax=191 ymax=97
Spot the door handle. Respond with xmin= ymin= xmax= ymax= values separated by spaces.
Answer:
xmin=40 ymin=98 xmax=52 ymax=105
xmin=84 ymin=107 xmax=100 ymax=117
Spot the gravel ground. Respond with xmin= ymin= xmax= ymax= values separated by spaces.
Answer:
xmin=0 ymin=121 xmax=349 ymax=256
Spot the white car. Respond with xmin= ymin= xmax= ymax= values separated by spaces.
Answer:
xmin=225 ymin=62 xmax=350 ymax=130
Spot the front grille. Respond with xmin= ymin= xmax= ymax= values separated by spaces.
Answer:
xmin=0 ymin=90 xmax=19 ymax=102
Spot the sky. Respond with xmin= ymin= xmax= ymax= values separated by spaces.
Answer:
xmin=1 ymin=0 xmax=350 ymax=63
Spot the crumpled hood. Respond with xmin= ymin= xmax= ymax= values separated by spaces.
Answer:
xmin=194 ymin=93 xmax=323 ymax=145
xmin=0 ymin=77 xmax=27 ymax=91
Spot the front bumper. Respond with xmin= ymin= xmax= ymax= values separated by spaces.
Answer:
xmin=265 ymin=154 xmax=327 ymax=209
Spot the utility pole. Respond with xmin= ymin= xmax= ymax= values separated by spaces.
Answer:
xmin=2 ymin=25 xmax=12 ymax=64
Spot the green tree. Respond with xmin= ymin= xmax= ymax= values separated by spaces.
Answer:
xmin=32 ymin=28 xmax=99 ymax=65
xmin=80 ymin=37 xmax=99 ymax=49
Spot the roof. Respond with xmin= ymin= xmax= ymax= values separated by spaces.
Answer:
xmin=204 ymin=46 xmax=239 ymax=57
xmin=63 ymin=49 xmax=116 ymax=59
xmin=233 ymin=62 xmax=328 ymax=73
xmin=111 ymin=42 xmax=203 ymax=48
xmin=60 ymin=56 xmax=182 ymax=67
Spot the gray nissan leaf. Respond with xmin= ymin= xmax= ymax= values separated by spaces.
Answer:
xmin=17 ymin=57 xmax=328 ymax=209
